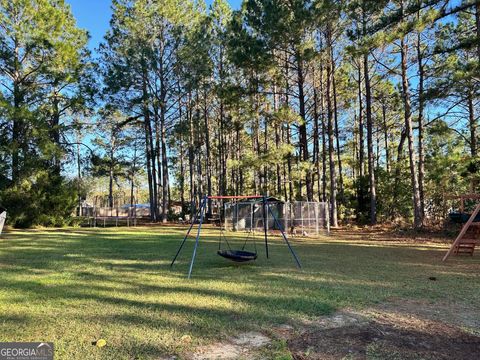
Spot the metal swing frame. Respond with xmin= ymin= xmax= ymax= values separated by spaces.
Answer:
xmin=170 ymin=195 xmax=302 ymax=278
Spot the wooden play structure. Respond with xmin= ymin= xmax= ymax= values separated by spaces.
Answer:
xmin=446 ymin=193 xmax=480 ymax=213
xmin=443 ymin=194 xmax=480 ymax=261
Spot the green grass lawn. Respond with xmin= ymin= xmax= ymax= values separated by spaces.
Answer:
xmin=0 ymin=226 xmax=479 ymax=359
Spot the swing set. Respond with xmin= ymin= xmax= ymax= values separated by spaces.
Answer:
xmin=171 ymin=195 xmax=302 ymax=278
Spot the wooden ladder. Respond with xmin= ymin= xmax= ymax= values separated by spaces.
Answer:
xmin=454 ymin=242 xmax=476 ymax=256
xmin=443 ymin=203 xmax=480 ymax=261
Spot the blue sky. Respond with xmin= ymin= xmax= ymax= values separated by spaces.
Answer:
xmin=64 ymin=0 xmax=243 ymax=180
xmin=67 ymin=0 xmax=242 ymax=52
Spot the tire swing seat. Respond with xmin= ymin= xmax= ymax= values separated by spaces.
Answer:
xmin=217 ymin=249 xmax=257 ymax=262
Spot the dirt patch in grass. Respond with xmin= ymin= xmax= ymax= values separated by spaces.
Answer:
xmin=333 ymin=226 xmax=454 ymax=244
xmin=376 ymin=298 xmax=480 ymax=334
xmin=288 ymin=301 xmax=480 ymax=360
xmin=185 ymin=300 xmax=480 ymax=359
xmin=191 ymin=332 xmax=271 ymax=360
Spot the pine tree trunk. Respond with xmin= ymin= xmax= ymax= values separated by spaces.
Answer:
xmin=376 ymin=123 xmax=380 ymax=171
xmin=297 ymin=54 xmax=313 ymax=201
xmin=219 ymin=49 xmax=227 ymax=196
xmin=286 ymin=123 xmax=294 ymax=202
xmin=109 ymin=149 xmax=114 ymax=209
xmin=382 ymin=103 xmax=390 ymax=173
xmin=356 ymin=63 xmax=366 ymax=219
xmin=281 ymin=122 xmax=288 ymax=201
xmin=154 ymin=106 xmax=162 ymax=210
xmin=327 ymin=27 xmax=338 ymax=226
xmin=363 ymin=50 xmax=376 ymax=225
xmin=468 ymin=89 xmax=477 ymax=157
xmin=353 ymin=113 xmax=357 ymax=179
xmin=236 ymin=126 xmax=243 ymax=195
xmin=391 ymin=129 xmax=406 ymax=219
xmin=130 ymin=154 xmax=135 ymax=218
xmin=253 ymin=102 xmax=260 ymax=194
xmin=204 ymin=90 xmax=212 ymax=216
xmin=141 ymin=68 xmax=156 ymax=221
xmin=148 ymin=115 xmax=158 ymax=221
xmin=50 ymin=95 xmax=61 ymax=177
xmin=416 ymin=28 xmax=426 ymax=219
xmin=357 ymin=65 xmax=364 ymax=178
xmin=400 ymin=36 xmax=422 ymax=229
xmin=12 ymin=37 xmax=21 ymax=183
xmin=331 ymin=45 xmax=343 ymax=203
xmin=468 ymin=0 xmax=478 ymax=156
xmin=195 ymin=99 xmax=203 ymax=203
xmin=142 ymin=65 xmax=158 ymax=221
xmin=178 ymin=101 xmax=185 ymax=211
xmin=77 ymin=139 xmax=82 ymax=216
xmin=313 ymin=84 xmax=321 ymax=202
xmin=188 ymin=93 xmax=196 ymax=217
xmin=320 ymin=64 xmax=327 ymax=202
xmin=161 ymin=111 xmax=169 ymax=223
xmin=219 ymin=97 xmax=227 ymax=195
xmin=476 ymin=2 xmax=480 ymax=63
xmin=263 ymin=87 xmax=269 ymax=195
xmin=284 ymin=52 xmax=293 ymax=202
xmin=273 ymin=85 xmax=282 ymax=196
xmin=143 ymin=118 xmax=154 ymax=220
xmin=275 ymin=125 xmax=282 ymax=196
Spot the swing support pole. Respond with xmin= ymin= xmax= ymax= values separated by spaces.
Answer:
xmin=262 ymin=196 xmax=269 ymax=258
xmin=170 ymin=196 xmax=205 ymax=268
xmin=187 ymin=196 xmax=207 ymax=278
xmin=267 ymin=203 xmax=302 ymax=269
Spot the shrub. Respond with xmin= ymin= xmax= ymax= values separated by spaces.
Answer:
xmin=0 ymin=171 xmax=77 ymax=228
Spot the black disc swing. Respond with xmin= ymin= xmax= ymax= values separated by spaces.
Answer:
xmin=216 ymin=196 xmax=259 ymax=262
xmin=170 ymin=195 xmax=302 ymax=278
xmin=217 ymin=249 xmax=257 ymax=262
xmin=217 ymin=223 xmax=258 ymax=262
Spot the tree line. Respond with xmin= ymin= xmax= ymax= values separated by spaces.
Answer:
xmin=0 ymin=0 xmax=479 ymax=228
